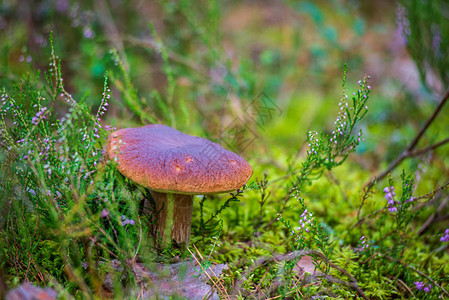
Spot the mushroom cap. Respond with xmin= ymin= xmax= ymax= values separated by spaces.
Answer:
xmin=107 ymin=124 xmax=253 ymax=195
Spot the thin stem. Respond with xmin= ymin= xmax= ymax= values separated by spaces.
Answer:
xmin=379 ymin=253 xmax=449 ymax=297
xmin=95 ymin=0 xmax=129 ymax=72
xmin=417 ymin=196 xmax=449 ymax=235
xmin=375 ymin=88 xmax=449 ymax=181
xmin=353 ymin=181 xmax=449 ymax=228
xmin=407 ymin=89 xmax=449 ymax=151
xmin=409 ymin=137 xmax=449 ymax=157
xmin=121 ymin=36 xmax=209 ymax=78
xmin=233 ymin=250 xmax=368 ymax=299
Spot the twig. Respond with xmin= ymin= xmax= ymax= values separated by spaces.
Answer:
xmin=357 ymin=179 xmax=376 ymax=221
xmin=415 ymin=181 xmax=449 ymax=201
xmin=133 ymin=216 xmax=143 ymax=260
xmin=375 ymin=88 xmax=449 ymax=181
xmin=353 ymin=181 xmax=449 ymax=229
xmin=290 ymin=275 xmax=304 ymax=298
xmin=409 ymin=137 xmax=449 ymax=157
xmin=429 ymin=243 xmax=449 ymax=255
xmin=234 ymin=250 xmax=368 ymax=299
xmin=352 ymin=207 xmax=387 ymax=229
xmin=397 ymin=278 xmax=416 ymax=298
xmin=379 ymin=253 xmax=449 ymax=297
xmin=187 ymin=245 xmax=229 ymax=300
xmin=408 ymin=90 xmax=449 ymax=151
xmin=321 ymin=273 xmax=366 ymax=297
xmin=120 ymin=36 xmax=209 ymax=78
xmin=253 ymin=271 xmax=269 ymax=299
xmin=417 ymin=196 xmax=449 ymax=235
xmin=264 ymin=282 xmax=318 ymax=300
xmin=95 ymin=0 xmax=129 ymax=72
xmin=433 ymin=214 xmax=449 ymax=222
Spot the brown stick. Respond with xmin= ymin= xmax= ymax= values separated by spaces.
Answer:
xmin=233 ymin=250 xmax=368 ymax=299
xmin=375 ymin=89 xmax=449 ymax=181
xmin=379 ymin=253 xmax=449 ymax=297
xmin=417 ymin=196 xmax=449 ymax=235
xmin=397 ymin=278 xmax=416 ymax=298
xmin=119 ymin=36 xmax=209 ymax=78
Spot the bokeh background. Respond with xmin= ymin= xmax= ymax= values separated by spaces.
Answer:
xmin=1 ymin=0 xmax=448 ymax=174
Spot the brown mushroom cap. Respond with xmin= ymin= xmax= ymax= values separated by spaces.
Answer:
xmin=108 ymin=124 xmax=253 ymax=194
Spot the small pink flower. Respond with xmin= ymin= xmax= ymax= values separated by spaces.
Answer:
xmin=100 ymin=209 xmax=109 ymax=218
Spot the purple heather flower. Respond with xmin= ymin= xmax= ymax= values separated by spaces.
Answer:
xmin=122 ymin=218 xmax=135 ymax=226
xmin=83 ymin=27 xmax=94 ymax=39
xmin=388 ymin=207 xmax=397 ymax=213
xmin=297 ymin=209 xmax=312 ymax=234
xmin=100 ymin=209 xmax=109 ymax=218
xmin=440 ymin=229 xmax=449 ymax=242
xmin=360 ymin=235 xmax=369 ymax=250
xmin=414 ymin=282 xmax=424 ymax=290
xmin=414 ymin=282 xmax=432 ymax=293
xmin=432 ymin=26 xmax=441 ymax=56
xmin=384 ymin=186 xmax=399 ymax=213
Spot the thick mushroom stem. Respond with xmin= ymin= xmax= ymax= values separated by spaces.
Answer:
xmin=147 ymin=191 xmax=194 ymax=247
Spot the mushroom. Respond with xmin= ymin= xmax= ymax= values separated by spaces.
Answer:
xmin=107 ymin=124 xmax=252 ymax=247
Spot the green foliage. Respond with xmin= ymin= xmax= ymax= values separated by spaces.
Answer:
xmin=109 ymin=48 xmax=157 ymax=125
xmin=1 ymin=1 xmax=449 ymax=299
xmin=194 ymin=188 xmax=245 ymax=251
xmin=400 ymin=0 xmax=449 ymax=90
xmin=0 ymin=35 xmax=144 ymax=296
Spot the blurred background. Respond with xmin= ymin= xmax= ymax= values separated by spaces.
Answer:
xmin=0 ymin=0 xmax=448 ymax=183
xmin=1 ymin=2 xmax=449 ymax=297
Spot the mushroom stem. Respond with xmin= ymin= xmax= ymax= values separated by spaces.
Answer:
xmin=148 ymin=191 xmax=194 ymax=248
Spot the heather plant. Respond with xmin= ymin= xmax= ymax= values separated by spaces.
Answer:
xmin=219 ymin=64 xmax=448 ymax=298
xmin=0 ymin=37 xmax=146 ymax=296
xmin=0 ymin=32 xmax=252 ymax=295
xmin=196 ymin=187 xmax=246 ymax=249
xmin=271 ymin=69 xmax=371 ymax=297
xmin=108 ymin=48 xmax=157 ymax=125
xmin=1 ymin=1 xmax=449 ymax=299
